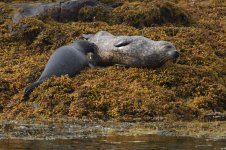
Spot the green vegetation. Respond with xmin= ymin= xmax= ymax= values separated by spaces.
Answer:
xmin=0 ymin=0 xmax=225 ymax=121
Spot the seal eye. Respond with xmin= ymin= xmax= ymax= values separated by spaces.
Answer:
xmin=166 ymin=45 xmax=172 ymax=49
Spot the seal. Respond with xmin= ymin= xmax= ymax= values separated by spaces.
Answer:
xmin=24 ymin=40 xmax=96 ymax=99
xmin=82 ymin=31 xmax=180 ymax=68
xmin=13 ymin=0 xmax=97 ymax=23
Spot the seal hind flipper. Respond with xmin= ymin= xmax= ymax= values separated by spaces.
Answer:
xmin=24 ymin=81 xmax=43 ymax=100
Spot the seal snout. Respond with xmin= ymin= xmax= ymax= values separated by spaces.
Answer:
xmin=172 ymin=51 xmax=180 ymax=63
xmin=165 ymin=50 xmax=180 ymax=64
xmin=167 ymin=50 xmax=180 ymax=58
xmin=173 ymin=51 xmax=180 ymax=58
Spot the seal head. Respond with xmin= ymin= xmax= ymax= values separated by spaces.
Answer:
xmin=83 ymin=31 xmax=180 ymax=68
xmin=151 ymin=41 xmax=180 ymax=68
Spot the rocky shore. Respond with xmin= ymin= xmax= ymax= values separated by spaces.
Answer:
xmin=0 ymin=0 xmax=225 ymax=139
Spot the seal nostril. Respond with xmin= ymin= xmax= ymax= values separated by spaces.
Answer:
xmin=174 ymin=51 xmax=180 ymax=58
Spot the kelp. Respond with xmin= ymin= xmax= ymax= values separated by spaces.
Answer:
xmin=0 ymin=0 xmax=225 ymax=121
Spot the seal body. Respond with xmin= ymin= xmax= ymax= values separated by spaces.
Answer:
xmin=82 ymin=31 xmax=179 ymax=68
xmin=24 ymin=40 xmax=96 ymax=99
xmin=13 ymin=0 xmax=97 ymax=23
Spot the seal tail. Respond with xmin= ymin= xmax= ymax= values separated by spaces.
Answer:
xmin=23 ymin=81 xmax=43 ymax=100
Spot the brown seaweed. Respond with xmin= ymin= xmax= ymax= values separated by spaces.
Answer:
xmin=0 ymin=0 xmax=225 ymax=122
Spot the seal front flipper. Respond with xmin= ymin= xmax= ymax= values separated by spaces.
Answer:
xmin=88 ymin=63 xmax=95 ymax=68
xmin=114 ymin=64 xmax=128 ymax=67
xmin=81 ymin=34 xmax=95 ymax=40
xmin=114 ymin=38 xmax=133 ymax=47
xmin=23 ymin=81 xmax=43 ymax=100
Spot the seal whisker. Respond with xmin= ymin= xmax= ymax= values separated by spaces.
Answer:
xmin=160 ymin=56 xmax=169 ymax=63
xmin=175 ymin=57 xmax=180 ymax=63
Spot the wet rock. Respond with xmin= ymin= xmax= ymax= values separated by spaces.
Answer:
xmin=204 ymin=113 xmax=226 ymax=121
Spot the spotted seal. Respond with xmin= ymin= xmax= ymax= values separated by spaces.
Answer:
xmin=13 ymin=0 xmax=97 ymax=23
xmin=24 ymin=40 xmax=96 ymax=99
xmin=82 ymin=31 xmax=180 ymax=68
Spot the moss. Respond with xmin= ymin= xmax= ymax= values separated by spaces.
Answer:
xmin=0 ymin=0 xmax=225 ymax=121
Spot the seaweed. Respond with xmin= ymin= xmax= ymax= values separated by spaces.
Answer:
xmin=112 ymin=1 xmax=192 ymax=28
xmin=0 ymin=0 xmax=225 ymax=121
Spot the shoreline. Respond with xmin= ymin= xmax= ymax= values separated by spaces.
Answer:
xmin=0 ymin=0 xmax=225 ymax=141
xmin=1 ymin=119 xmax=226 ymax=140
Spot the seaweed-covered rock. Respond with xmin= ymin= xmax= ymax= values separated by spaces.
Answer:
xmin=0 ymin=79 xmax=17 ymax=113
xmin=113 ymin=1 xmax=191 ymax=27
xmin=12 ymin=18 xmax=46 ymax=45
xmin=0 ymin=0 xmax=225 ymax=121
xmin=78 ymin=5 xmax=112 ymax=23
xmin=31 ymin=26 xmax=67 ymax=52
xmin=27 ymin=76 xmax=75 ymax=118
xmin=98 ymin=0 xmax=123 ymax=8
